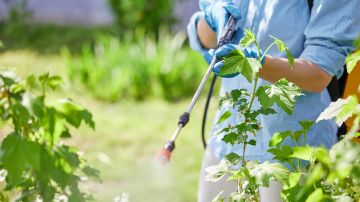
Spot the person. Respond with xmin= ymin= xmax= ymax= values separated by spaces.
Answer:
xmin=186 ymin=0 xmax=360 ymax=201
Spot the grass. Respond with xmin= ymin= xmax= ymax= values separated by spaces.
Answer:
xmin=0 ymin=51 xmax=219 ymax=201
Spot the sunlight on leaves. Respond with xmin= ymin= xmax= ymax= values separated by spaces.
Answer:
xmin=248 ymin=161 xmax=289 ymax=186
xmin=270 ymin=35 xmax=294 ymax=65
xmin=205 ymin=160 xmax=231 ymax=182
xmin=345 ymin=49 xmax=360 ymax=74
xmin=221 ymin=49 xmax=258 ymax=82
xmin=289 ymin=145 xmax=315 ymax=161
xmin=316 ymin=96 xmax=359 ymax=126
xmin=240 ymin=29 xmax=255 ymax=48
xmin=217 ymin=111 xmax=232 ymax=124
xmin=257 ymin=79 xmax=302 ymax=114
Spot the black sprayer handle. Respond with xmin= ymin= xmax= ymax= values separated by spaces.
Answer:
xmin=218 ymin=16 xmax=238 ymax=47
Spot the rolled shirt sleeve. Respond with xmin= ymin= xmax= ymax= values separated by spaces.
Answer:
xmin=300 ymin=0 xmax=360 ymax=79
xmin=187 ymin=11 xmax=209 ymax=54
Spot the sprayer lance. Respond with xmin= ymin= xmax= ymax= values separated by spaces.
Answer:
xmin=158 ymin=16 xmax=240 ymax=162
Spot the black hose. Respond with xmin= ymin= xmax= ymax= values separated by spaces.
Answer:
xmin=201 ymin=74 xmax=217 ymax=149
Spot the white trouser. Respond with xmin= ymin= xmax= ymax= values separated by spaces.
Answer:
xmin=198 ymin=148 xmax=283 ymax=202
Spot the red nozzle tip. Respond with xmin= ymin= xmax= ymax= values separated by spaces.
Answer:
xmin=157 ymin=148 xmax=172 ymax=163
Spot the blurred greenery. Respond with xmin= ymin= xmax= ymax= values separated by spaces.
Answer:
xmin=0 ymin=51 xmax=218 ymax=201
xmin=0 ymin=0 xmax=115 ymax=54
xmin=0 ymin=2 xmax=217 ymax=200
xmin=0 ymin=23 xmax=114 ymax=54
xmin=63 ymin=32 xmax=208 ymax=102
xmin=108 ymin=0 xmax=175 ymax=37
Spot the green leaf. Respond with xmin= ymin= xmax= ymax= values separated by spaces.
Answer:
xmin=354 ymin=132 xmax=360 ymax=138
xmin=299 ymin=120 xmax=314 ymax=133
xmin=11 ymin=103 xmax=30 ymax=130
xmin=270 ymin=35 xmax=294 ymax=65
xmin=217 ymin=111 xmax=232 ymax=124
xmin=314 ymin=147 xmax=331 ymax=167
xmin=288 ymin=172 xmax=302 ymax=188
xmin=240 ymin=29 xmax=255 ymax=48
xmin=289 ymin=145 xmax=315 ymax=161
xmin=267 ymin=146 xmax=293 ymax=162
xmin=305 ymin=188 xmax=325 ymax=202
xmin=248 ymin=161 xmax=289 ymax=186
xmin=48 ymin=76 xmax=63 ymax=90
xmin=55 ymin=98 xmax=95 ymax=129
xmin=247 ymin=139 xmax=256 ymax=146
xmin=26 ymin=74 xmax=37 ymax=88
xmin=248 ymin=57 xmax=262 ymax=71
xmin=256 ymin=107 xmax=276 ymax=115
xmin=212 ymin=191 xmax=224 ymax=202
xmin=229 ymin=192 xmax=245 ymax=202
xmin=269 ymin=131 xmax=294 ymax=147
xmin=205 ymin=160 xmax=230 ymax=182
xmin=221 ymin=49 xmax=258 ymax=82
xmin=219 ymin=89 xmax=249 ymax=107
xmin=304 ymin=164 xmax=325 ymax=186
xmin=39 ymin=146 xmax=73 ymax=188
xmin=292 ymin=131 xmax=303 ymax=143
xmin=354 ymin=34 xmax=360 ymax=48
xmin=337 ymin=96 xmax=359 ymax=125
xmin=82 ymin=165 xmax=100 ymax=179
xmin=0 ymin=133 xmax=40 ymax=182
xmin=39 ymin=72 xmax=50 ymax=84
xmin=269 ymin=132 xmax=285 ymax=147
xmin=346 ymin=50 xmax=360 ymax=73
xmin=257 ymin=79 xmax=302 ymax=114
xmin=10 ymin=82 xmax=25 ymax=94
xmin=316 ymin=96 xmax=359 ymax=126
xmin=57 ymin=146 xmax=81 ymax=173
xmin=235 ymin=122 xmax=259 ymax=133
xmin=222 ymin=132 xmax=241 ymax=145
xmin=225 ymin=152 xmax=241 ymax=165
xmin=31 ymin=96 xmax=45 ymax=118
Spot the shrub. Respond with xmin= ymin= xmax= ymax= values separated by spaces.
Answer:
xmin=63 ymin=31 xmax=207 ymax=102
xmin=108 ymin=0 xmax=175 ymax=36
xmin=0 ymin=71 xmax=99 ymax=201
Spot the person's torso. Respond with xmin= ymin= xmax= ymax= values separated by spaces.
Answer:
xmin=209 ymin=0 xmax=338 ymax=161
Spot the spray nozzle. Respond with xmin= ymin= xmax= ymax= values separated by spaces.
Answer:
xmin=156 ymin=141 xmax=175 ymax=163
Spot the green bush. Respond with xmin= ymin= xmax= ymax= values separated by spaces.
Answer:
xmin=108 ymin=0 xmax=175 ymax=36
xmin=63 ymin=31 xmax=207 ymax=102
xmin=0 ymin=71 xmax=99 ymax=201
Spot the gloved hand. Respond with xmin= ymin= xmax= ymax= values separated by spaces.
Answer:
xmin=202 ymin=0 xmax=241 ymax=38
xmin=205 ymin=43 xmax=265 ymax=78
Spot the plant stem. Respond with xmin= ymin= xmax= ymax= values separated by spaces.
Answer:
xmin=260 ymin=41 xmax=276 ymax=62
xmin=247 ymin=74 xmax=259 ymax=111
xmin=242 ymin=133 xmax=248 ymax=167
xmin=254 ymin=41 xmax=262 ymax=62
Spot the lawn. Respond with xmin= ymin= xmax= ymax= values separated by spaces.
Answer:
xmin=0 ymin=51 xmax=218 ymax=201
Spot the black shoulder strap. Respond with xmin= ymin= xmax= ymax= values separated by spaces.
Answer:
xmin=307 ymin=0 xmax=347 ymax=138
xmin=307 ymin=0 xmax=313 ymax=11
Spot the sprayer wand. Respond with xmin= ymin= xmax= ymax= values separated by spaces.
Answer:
xmin=158 ymin=16 xmax=239 ymax=162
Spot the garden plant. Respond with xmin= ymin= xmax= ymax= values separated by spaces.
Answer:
xmin=63 ymin=31 xmax=206 ymax=102
xmin=205 ymin=30 xmax=360 ymax=202
xmin=0 ymin=71 xmax=99 ymax=201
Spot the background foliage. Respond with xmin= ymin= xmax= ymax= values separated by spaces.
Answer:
xmin=108 ymin=0 xmax=175 ymax=36
xmin=63 ymin=32 xmax=207 ymax=102
xmin=0 ymin=71 xmax=99 ymax=201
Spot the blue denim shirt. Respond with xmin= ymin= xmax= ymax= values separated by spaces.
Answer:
xmin=187 ymin=0 xmax=360 ymax=161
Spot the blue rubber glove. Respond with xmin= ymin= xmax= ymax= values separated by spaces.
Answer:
xmin=205 ymin=44 xmax=265 ymax=78
xmin=202 ymin=0 xmax=241 ymax=39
